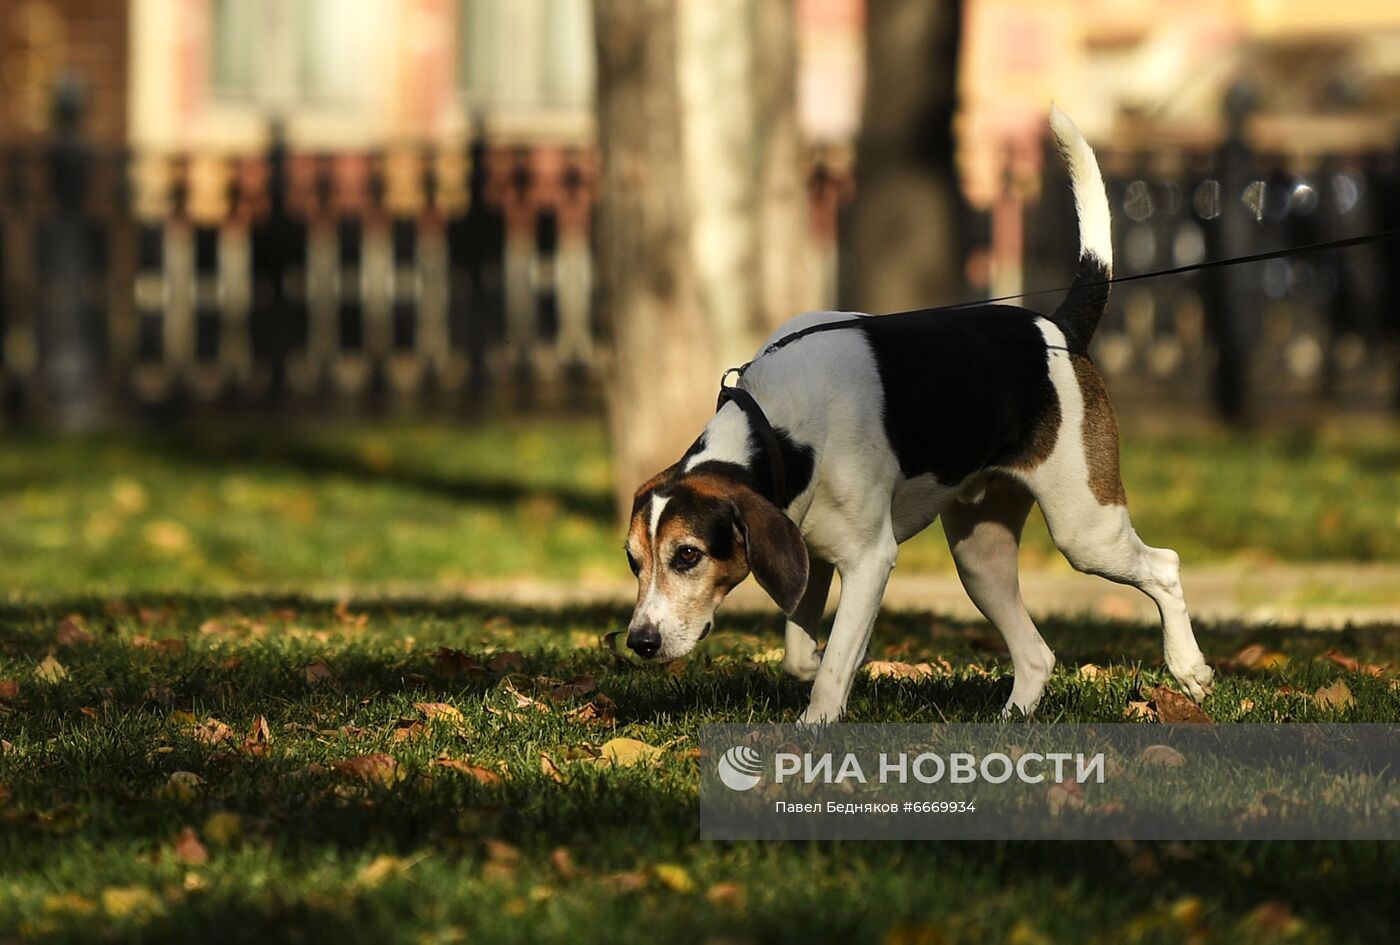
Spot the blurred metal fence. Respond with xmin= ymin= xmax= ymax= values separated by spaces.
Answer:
xmin=0 ymin=121 xmax=853 ymax=426
xmin=2 ymin=115 xmax=1397 ymax=427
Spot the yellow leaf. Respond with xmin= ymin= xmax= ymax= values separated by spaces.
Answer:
xmin=1169 ymin=895 xmax=1203 ymax=928
xmin=416 ymin=702 xmax=464 ymax=723
xmin=1313 ymin=679 xmax=1354 ymax=712
xmin=595 ymin=737 xmax=664 ymax=768
xmin=101 ymin=885 xmax=164 ymax=920
xmin=34 ymin=655 xmax=67 ymax=683
xmin=202 ymin=811 xmax=243 ymax=848
xmin=356 ymin=854 xmax=408 ymax=888
xmin=653 ymin=863 xmax=694 ymax=892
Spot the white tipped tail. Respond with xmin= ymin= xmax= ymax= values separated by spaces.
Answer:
xmin=1048 ymin=105 xmax=1113 ymax=351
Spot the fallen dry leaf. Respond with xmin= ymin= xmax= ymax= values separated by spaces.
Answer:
xmin=101 ymin=885 xmax=164 ymax=919
xmin=1312 ymin=679 xmax=1354 ymax=712
xmin=244 ymin=715 xmax=272 ymax=750
xmin=171 ymin=827 xmax=209 ymax=866
xmin=433 ymin=648 xmax=485 ymax=677
xmin=1078 ymin=663 xmax=1105 ymax=680
xmin=303 ymin=661 xmax=334 ymax=686
xmin=706 ymin=882 xmax=746 ymax=909
xmin=1240 ymin=901 xmax=1304 ymax=936
xmin=415 ymin=702 xmax=464 ymax=723
xmin=487 ymin=651 xmax=526 ymax=674
xmin=1238 ymin=698 xmax=1256 ymax=713
xmin=864 ymin=660 xmax=939 ymax=680
xmin=565 ymin=701 xmax=616 ymax=724
xmin=1223 ymin=644 xmax=1288 ymax=673
xmin=1143 ymin=684 xmax=1212 ymax=723
xmin=431 ymin=757 xmax=501 ymax=785
xmin=550 ymin=847 xmax=578 ymax=881
xmin=332 ymin=753 xmax=401 ymax=787
xmin=34 ymin=655 xmax=68 ymax=684
xmin=0 ymin=680 xmax=18 ymax=701
xmin=1046 ymin=780 xmax=1085 ymax=816
xmin=57 ymin=615 xmax=94 ymax=647
xmin=594 ymin=737 xmax=664 ymax=768
xmin=540 ymin=753 xmax=565 ymax=782
xmin=598 ymin=870 xmax=649 ymax=893
xmin=202 ymin=812 xmax=242 ymax=847
xmin=653 ymin=863 xmax=695 ymax=892
xmin=356 ymin=854 xmax=407 ymax=888
xmin=1140 ymin=744 xmax=1187 ymax=768
xmin=1322 ymin=649 xmax=1386 ymax=677
xmin=193 ymin=718 xmax=237 ymax=745
xmin=391 ymin=719 xmax=427 ymax=742
xmin=1123 ymin=700 xmax=1158 ymax=722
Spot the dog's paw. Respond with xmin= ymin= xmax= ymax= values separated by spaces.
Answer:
xmin=796 ymin=702 xmax=843 ymax=727
xmin=781 ymin=649 xmax=822 ymax=682
xmin=1169 ymin=660 xmax=1215 ymax=702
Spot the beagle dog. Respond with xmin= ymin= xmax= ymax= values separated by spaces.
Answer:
xmin=623 ymin=107 xmax=1214 ymax=724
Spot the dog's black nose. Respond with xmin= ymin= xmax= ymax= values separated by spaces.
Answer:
xmin=627 ymin=624 xmax=661 ymax=659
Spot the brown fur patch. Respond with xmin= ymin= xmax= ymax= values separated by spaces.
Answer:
xmin=1072 ymin=355 xmax=1127 ymax=506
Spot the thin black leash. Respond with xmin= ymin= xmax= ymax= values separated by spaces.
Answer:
xmin=714 ymin=226 xmax=1400 ymax=504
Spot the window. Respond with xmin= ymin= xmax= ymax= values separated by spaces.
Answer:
xmin=458 ymin=0 xmax=594 ymax=110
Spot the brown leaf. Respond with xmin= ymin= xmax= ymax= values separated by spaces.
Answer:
xmin=303 ymin=661 xmax=334 ymax=686
xmin=1222 ymin=644 xmax=1288 ymax=673
xmin=391 ymin=719 xmax=427 ymax=742
xmin=57 ymin=615 xmax=94 ymax=647
xmin=546 ymin=675 xmax=599 ymax=701
xmin=0 ymin=680 xmax=18 ymax=701
xmin=1322 ymin=649 xmax=1387 ymax=677
xmin=864 ymin=660 xmax=938 ymax=680
xmin=706 ymin=882 xmax=746 ymax=909
xmin=433 ymin=648 xmax=485 ymax=677
xmin=333 ymin=600 xmax=368 ymax=630
xmin=540 ymin=753 xmax=565 ymax=782
xmin=599 ymin=870 xmax=649 ymax=893
xmin=550 ymin=847 xmax=578 ymax=881
xmin=245 ymin=715 xmax=271 ymax=746
xmin=1241 ymin=901 xmax=1304 ymax=936
xmin=1143 ymin=685 xmax=1212 ymax=723
xmin=193 ymin=718 xmax=237 ymax=745
xmin=1140 ymin=744 xmax=1187 ymax=767
xmin=1046 ymin=781 xmax=1085 ymax=816
xmin=171 ymin=827 xmax=209 ymax=865
xmin=565 ymin=701 xmax=616 ymax=724
xmin=332 ymin=753 xmax=400 ymax=786
xmin=1123 ymin=700 xmax=1158 ymax=722
xmin=1312 ymin=679 xmax=1354 ymax=712
xmin=415 ymin=702 xmax=464 ymax=723
xmin=487 ymin=651 xmax=526 ymax=674
xmin=431 ymin=757 xmax=501 ymax=785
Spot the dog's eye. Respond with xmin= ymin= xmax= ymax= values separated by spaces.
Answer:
xmin=672 ymin=545 xmax=703 ymax=572
xmin=625 ymin=550 xmax=641 ymax=576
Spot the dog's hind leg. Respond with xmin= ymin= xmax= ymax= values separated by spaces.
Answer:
xmin=1018 ymin=351 xmax=1213 ymax=700
xmin=943 ymin=477 xmax=1055 ymax=716
xmin=781 ymin=557 xmax=834 ymax=681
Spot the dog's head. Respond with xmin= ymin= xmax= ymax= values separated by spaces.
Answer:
xmin=623 ymin=470 xmax=808 ymax=661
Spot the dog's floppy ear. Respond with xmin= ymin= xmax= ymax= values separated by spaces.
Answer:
xmin=729 ymin=487 xmax=809 ymax=615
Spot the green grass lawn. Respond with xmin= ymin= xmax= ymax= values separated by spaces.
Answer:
xmin=1 ymin=418 xmax=1398 ymax=596
xmin=2 ymin=418 xmax=1398 ymax=942
xmin=1 ymin=596 xmax=1397 ymax=943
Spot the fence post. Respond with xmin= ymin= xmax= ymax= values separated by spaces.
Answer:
xmin=38 ymin=77 xmax=101 ymax=430
xmin=1201 ymin=83 xmax=1256 ymax=423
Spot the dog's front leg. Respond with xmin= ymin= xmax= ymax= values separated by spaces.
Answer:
xmin=797 ymin=538 xmax=897 ymax=724
xmin=781 ymin=557 xmax=833 ymax=681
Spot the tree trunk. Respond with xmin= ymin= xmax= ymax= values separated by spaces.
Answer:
xmin=846 ymin=0 xmax=963 ymax=316
xmin=594 ymin=0 xmax=817 ymax=517
xmin=594 ymin=0 xmax=719 ymax=517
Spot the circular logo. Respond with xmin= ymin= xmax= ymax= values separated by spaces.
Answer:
xmin=717 ymin=745 xmax=764 ymax=791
